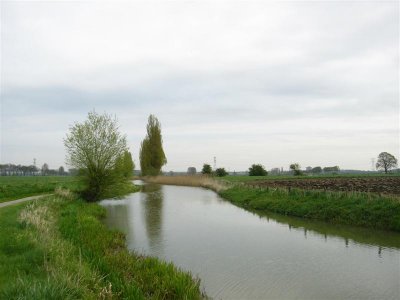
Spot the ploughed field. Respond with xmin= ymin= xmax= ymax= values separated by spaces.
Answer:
xmin=247 ymin=176 xmax=400 ymax=195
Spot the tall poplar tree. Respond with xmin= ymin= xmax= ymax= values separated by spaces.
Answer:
xmin=139 ymin=115 xmax=167 ymax=176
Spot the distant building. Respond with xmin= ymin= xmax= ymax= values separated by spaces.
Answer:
xmin=306 ymin=166 xmax=312 ymax=172
xmin=187 ymin=167 xmax=197 ymax=175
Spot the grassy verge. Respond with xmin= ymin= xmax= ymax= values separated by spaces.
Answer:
xmin=0 ymin=176 xmax=84 ymax=203
xmin=0 ymin=191 xmax=203 ymax=299
xmin=220 ymin=185 xmax=400 ymax=232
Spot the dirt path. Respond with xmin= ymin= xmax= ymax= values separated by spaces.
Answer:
xmin=0 ymin=194 xmax=52 ymax=209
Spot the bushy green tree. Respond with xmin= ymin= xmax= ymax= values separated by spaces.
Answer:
xmin=201 ymin=164 xmax=212 ymax=174
xmin=64 ymin=111 xmax=127 ymax=201
xmin=215 ymin=167 xmax=228 ymax=177
xmin=376 ymin=152 xmax=398 ymax=174
xmin=115 ymin=150 xmax=135 ymax=179
xmin=248 ymin=164 xmax=268 ymax=176
xmin=139 ymin=115 xmax=167 ymax=176
xmin=290 ymin=163 xmax=302 ymax=176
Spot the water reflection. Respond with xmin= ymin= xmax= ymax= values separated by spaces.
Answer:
xmin=141 ymin=184 xmax=164 ymax=252
xmin=257 ymin=210 xmax=400 ymax=251
xmin=103 ymin=201 xmax=132 ymax=239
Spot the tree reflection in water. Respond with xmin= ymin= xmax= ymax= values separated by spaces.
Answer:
xmin=141 ymin=184 xmax=164 ymax=252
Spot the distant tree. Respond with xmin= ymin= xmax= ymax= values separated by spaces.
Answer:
xmin=248 ymin=164 xmax=268 ymax=176
xmin=290 ymin=163 xmax=302 ymax=176
xmin=29 ymin=165 xmax=38 ymax=175
xmin=59 ymin=166 xmax=65 ymax=175
xmin=139 ymin=115 xmax=167 ymax=176
xmin=64 ymin=111 xmax=128 ymax=201
xmin=48 ymin=169 xmax=58 ymax=176
xmin=115 ymin=150 xmax=135 ymax=179
xmin=201 ymin=164 xmax=212 ymax=175
xmin=311 ymin=166 xmax=322 ymax=174
xmin=215 ymin=167 xmax=228 ymax=177
xmin=20 ymin=165 xmax=29 ymax=176
xmin=323 ymin=166 xmax=340 ymax=173
xmin=41 ymin=163 xmax=49 ymax=175
xmin=187 ymin=167 xmax=197 ymax=175
xmin=376 ymin=152 xmax=398 ymax=174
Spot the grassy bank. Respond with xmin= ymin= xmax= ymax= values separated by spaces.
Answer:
xmin=0 ymin=176 xmax=84 ymax=203
xmin=0 ymin=191 xmax=203 ymax=299
xmin=220 ymin=186 xmax=400 ymax=232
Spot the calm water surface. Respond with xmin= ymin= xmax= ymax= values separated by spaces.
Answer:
xmin=100 ymin=182 xmax=400 ymax=299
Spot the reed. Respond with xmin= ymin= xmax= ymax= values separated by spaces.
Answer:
xmin=144 ymin=175 xmax=229 ymax=193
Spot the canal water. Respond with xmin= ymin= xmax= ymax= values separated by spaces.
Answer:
xmin=100 ymin=182 xmax=400 ymax=299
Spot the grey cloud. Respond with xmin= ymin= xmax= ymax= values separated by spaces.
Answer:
xmin=1 ymin=1 xmax=398 ymax=170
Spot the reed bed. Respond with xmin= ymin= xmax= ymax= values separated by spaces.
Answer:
xmin=144 ymin=175 xmax=229 ymax=193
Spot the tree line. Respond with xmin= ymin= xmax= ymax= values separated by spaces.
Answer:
xmin=0 ymin=163 xmax=67 ymax=176
xmin=197 ymin=151 xmax=398 ymax=177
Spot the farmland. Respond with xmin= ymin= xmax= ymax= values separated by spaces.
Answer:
xmin=0 ymin=176 xmax=84 ymax=203
xmin=244 ymin=176 xmax=400 ymax=195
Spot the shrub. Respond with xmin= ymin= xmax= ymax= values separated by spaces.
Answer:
xmin=215 ymin=168 xmax=228 ymax=177
xmin=248 ymin=164 xmax=268 ymax=176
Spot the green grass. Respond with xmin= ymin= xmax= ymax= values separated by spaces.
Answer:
xmin=0 ymin=192 xmax=203 ymax=299
xmin=219 ymin=186 xmax=400 ymax=232
xmin=0 ymin=176 xmax=141 ymax=203
xmin=0 ymin=176 xmax=84 ymax=203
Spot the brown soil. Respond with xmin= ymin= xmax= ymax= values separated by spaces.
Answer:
xmin=247 ymin=177 xmax=400 ymax=195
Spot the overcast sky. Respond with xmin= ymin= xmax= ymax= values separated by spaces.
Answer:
xmin=1 ymin=0 xmax=399 ymax=172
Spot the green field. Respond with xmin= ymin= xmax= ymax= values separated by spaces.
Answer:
xmin=0 ymin=192 xmax=203 ymax=299
xmin=0 ymin=176 xmax=84 ymax=203
xmin=222 ymin=173 xmax=400 ymax=182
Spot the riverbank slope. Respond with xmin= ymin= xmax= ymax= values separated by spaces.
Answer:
xmin=0 ymin=187 xmax=204 ymax=299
